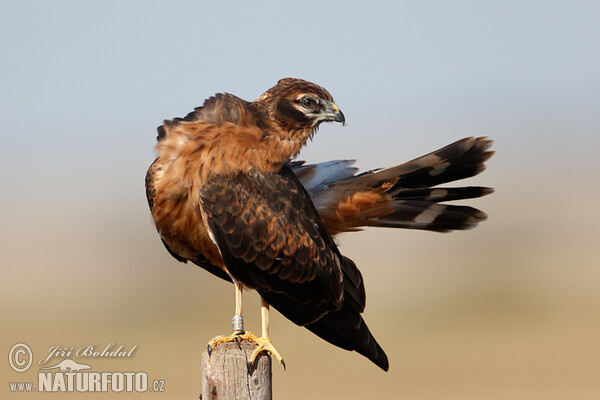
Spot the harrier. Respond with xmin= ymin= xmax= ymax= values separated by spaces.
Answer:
xmin=145 ymin=78 xmax=494 ymax=371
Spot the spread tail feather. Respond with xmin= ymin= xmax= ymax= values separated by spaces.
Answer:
xmin=375 ymin=200 xmax=488 ymax=232
xmin=294 ymin=137 xmax=494 ymax=235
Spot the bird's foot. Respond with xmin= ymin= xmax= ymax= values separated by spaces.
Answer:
xmin=207 ymin=330 xmax=247 ymax=354
xmin=207 ymin=331 xmax=285 ymax=371
xmin=247 ymin=334 xmax=286 ymax=372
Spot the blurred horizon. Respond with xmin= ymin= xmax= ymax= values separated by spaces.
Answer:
xmin=2 ymin=1 xmax=599 ymax=399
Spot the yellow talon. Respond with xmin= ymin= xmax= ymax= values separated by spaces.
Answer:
xmin=207 ymin=331 xmax=285 ymax=371
xmin=207 ymin=330 xmax=246 ymax=354
xmin=247 ymin=335 xmax=285 ymax=371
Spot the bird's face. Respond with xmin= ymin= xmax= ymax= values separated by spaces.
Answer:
xmin=289 ymin=92 xmax=346 ymax=126
xmin=256 ymin=78 xmax=345 ymax=141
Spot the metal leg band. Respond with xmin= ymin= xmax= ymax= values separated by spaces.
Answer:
xmin=232 ymin=315 xmax=244 ymax=331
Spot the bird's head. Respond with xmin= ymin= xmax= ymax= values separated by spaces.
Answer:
xmin=253 ymin=78 xmax=345 ymax=143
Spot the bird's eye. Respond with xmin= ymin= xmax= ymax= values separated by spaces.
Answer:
xmin=301 ymin=97 xmax=316 ymax=108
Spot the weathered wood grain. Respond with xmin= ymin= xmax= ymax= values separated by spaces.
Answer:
xmin=201 ymin=339 xmax=272 ymax=400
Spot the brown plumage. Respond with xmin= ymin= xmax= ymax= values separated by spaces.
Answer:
xmin=146 ymin=77 xmax=494 ymax=372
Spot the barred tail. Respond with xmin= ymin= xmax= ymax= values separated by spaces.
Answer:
xmin=297 ymin=137 xmax=495 ymax=235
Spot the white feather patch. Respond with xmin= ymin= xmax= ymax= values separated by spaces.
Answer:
xmin=429 ymin=161 xmax=450 ymax=176
xmin=414 ymin=204 xmax=446 ymax=225
xmin=429 ymin=189 xmax=448 ymax=200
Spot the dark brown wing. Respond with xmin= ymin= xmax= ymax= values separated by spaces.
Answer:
xmin=145 ymin=158 xmax=160 ymax=212
xmin=200 ymin=166 xmax=344 ymax=322
xmin=200 ymin=165 xmax=388 ymax=370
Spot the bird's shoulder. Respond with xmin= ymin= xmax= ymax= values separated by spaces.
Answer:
xmin=157 ymin=93 xmax=259 ymax=141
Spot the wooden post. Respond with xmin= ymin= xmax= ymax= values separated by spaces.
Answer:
xmin=201 ymin=339 xmax=272 ymax=400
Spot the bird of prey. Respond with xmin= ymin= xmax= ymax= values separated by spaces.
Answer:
xmin=145 ymin=78 xmax=494 ymax=372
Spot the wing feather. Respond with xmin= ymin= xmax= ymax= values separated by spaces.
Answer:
xmin=200 ymin=166 xmax=344 ymax=324
xmin=199 ymin=165 xmax=388 ymax=369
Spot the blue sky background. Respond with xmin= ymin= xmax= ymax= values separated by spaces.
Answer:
xmin=2 ymin=0 xmax=599 ymax=227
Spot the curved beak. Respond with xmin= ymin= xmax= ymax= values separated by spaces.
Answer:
xmin=323 ymin=101 xmax=346 ymax=126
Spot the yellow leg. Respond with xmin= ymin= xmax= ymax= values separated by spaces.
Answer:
xmin=207 ymin=282 xmax=246 ymax=352
xmin=261 ymin=299 xmax=270 ymax=339
xmin=235 ymin=281 xmax=243 ymax=317
xmin=247 ymin=298 xmax=285 ymax=369
xmin=207 ymin=285 xmax=285 ymax=370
